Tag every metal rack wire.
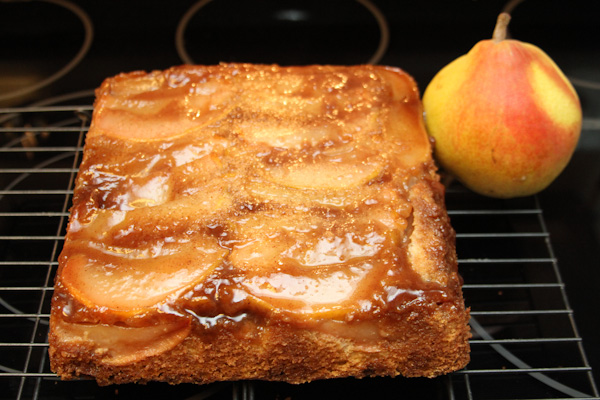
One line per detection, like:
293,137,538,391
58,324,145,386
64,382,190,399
0,105,598,400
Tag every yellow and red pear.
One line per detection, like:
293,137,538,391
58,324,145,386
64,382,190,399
423,13,582,198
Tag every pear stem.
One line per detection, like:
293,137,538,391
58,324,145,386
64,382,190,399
492,12,511,42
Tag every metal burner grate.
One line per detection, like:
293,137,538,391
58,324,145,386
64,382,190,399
0,105,598,400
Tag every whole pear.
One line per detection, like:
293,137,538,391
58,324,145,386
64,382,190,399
422,13,582,198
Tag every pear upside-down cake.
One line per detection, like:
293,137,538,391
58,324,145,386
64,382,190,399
49,64,470,385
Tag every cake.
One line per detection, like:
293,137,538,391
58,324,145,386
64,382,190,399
49,63,470,385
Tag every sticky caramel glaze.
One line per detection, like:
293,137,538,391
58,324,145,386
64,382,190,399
52,64,464,342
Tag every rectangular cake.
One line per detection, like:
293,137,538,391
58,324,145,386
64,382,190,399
49,64,470,385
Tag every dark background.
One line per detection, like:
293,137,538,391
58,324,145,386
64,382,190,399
1,0,599,388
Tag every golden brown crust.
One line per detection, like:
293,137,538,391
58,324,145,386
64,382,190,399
49,63,470,385
50,301,470,385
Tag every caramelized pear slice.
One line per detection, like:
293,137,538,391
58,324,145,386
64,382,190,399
245,177,378,209
106,189,232,244
227,210,312,273
94,108,199,141
266,161,382,190
52,318,191,366
228,208,387,319
61,239,226,312
105,71,165,97
94,73,234,141
240,262,376,320
240,121,337,149
104,96,173,116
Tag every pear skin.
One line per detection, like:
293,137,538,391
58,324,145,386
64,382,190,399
423,13,582,198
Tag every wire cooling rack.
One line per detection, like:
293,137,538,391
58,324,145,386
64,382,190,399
0,106,598,400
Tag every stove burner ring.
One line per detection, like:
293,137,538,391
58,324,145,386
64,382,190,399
569,77,600,90
0,0,93,104
175,0,389,66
